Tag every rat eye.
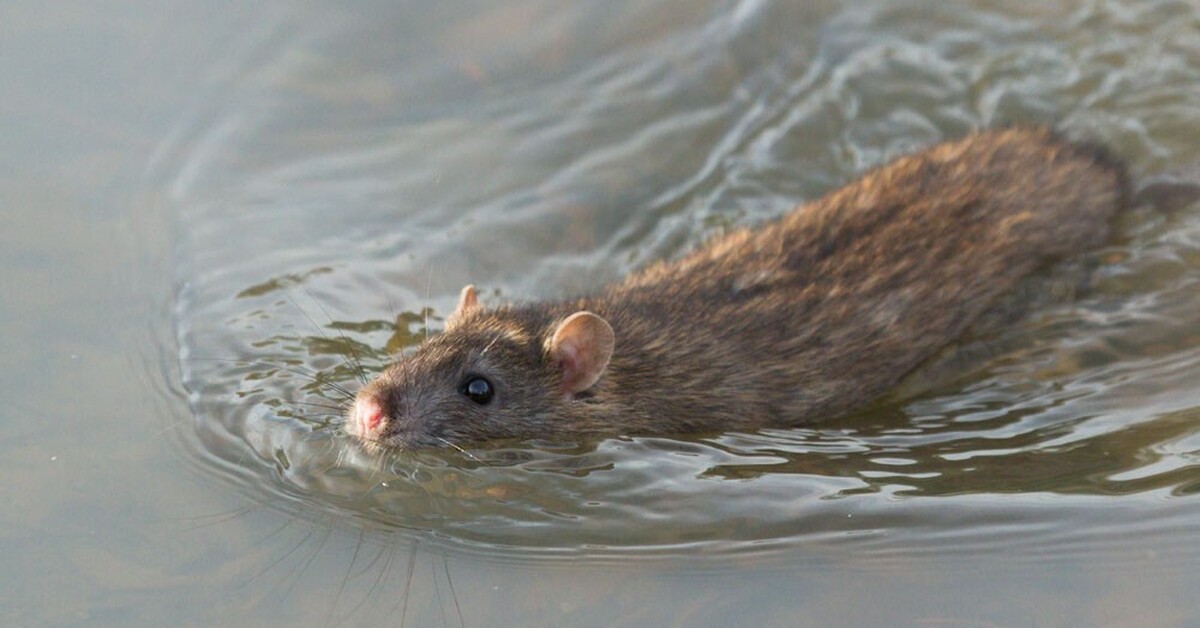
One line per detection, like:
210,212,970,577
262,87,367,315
460,376,494,405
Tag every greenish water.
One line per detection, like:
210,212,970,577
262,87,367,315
4,1,1200,626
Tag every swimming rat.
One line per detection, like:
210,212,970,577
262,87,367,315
346,128,1128,451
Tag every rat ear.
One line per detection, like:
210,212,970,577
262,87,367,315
445,285,479,330
548,312,614,396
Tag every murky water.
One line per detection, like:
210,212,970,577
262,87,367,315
6,0,1200,626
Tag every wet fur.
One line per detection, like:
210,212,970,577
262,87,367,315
356,128,1129,449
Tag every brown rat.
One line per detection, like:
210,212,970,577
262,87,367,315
346,127,1129,451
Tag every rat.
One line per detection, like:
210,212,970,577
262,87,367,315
345,127,1129,451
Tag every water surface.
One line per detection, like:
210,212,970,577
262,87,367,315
5,0,1200,626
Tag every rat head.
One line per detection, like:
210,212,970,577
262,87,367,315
346,285,615,451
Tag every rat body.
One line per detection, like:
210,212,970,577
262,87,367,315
347,128,1128,450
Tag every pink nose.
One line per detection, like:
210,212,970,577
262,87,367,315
350,395,385,438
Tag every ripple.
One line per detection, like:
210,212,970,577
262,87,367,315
167,0,1200,563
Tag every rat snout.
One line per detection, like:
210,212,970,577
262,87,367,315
347,392,386,441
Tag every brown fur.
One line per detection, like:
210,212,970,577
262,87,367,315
348,128,1128,450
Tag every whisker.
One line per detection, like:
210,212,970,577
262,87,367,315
149,419,189,439
436,437,482,463
431,556,447,628
423,265,434,341
383,279,402,334
170,504,259,532
277,412,335,426
324,527,364,628
182,357,357,400
348,539,392,624
290,291,369,389
444,557,465,628
480,333,502,356
373,541,400,617
288,400,351,413
239,521,314,588
398,541,418,628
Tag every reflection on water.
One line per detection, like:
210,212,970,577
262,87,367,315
171,0,1200,571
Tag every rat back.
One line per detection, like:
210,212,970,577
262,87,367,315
588,128,1128,429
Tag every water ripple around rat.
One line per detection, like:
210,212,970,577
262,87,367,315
167,0,1200,565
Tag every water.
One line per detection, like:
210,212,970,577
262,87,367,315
4,0,1200,626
